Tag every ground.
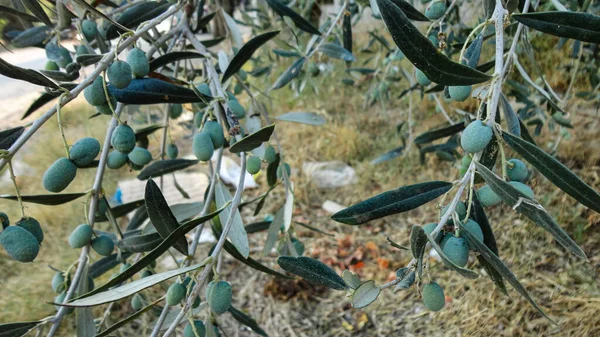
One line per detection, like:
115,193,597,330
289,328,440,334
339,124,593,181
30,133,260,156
1,15,599,337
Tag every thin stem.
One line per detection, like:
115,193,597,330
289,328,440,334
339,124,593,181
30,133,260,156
485,0,507,126
306,1,347,59
56,96,70,158
7,161,26,218
433,94,454,123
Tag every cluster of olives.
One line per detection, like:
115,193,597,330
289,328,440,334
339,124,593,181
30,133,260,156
69,223,115,256
478,158,533,207
415,67,472,102
106,124,153,170
51,269,94,314
43,137,101,193
0,214,43,262
424,0,447,20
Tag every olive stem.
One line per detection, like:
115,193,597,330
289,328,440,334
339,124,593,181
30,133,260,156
56,96,70,158
432,94,454,124
7,160,26,218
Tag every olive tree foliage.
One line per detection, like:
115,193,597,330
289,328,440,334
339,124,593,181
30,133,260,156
0,0,599,334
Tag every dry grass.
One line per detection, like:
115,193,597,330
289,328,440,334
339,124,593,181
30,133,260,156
1,24,599,337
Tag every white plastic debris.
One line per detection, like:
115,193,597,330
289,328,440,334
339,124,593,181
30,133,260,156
303,161,357,189
322,200,346,214
217,155,258,190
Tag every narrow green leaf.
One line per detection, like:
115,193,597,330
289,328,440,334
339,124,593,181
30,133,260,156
0,5,39,21
272,57,306,90
118,232,162,252
75,54,104,66
95,199,145,222
0,321,40,337
426,233,479,279
277,256,348,290
293,220,334,237
215,181,249,258
89,252,132,279
410,225,428,277
11,26,49,48
276,112,325,125
331,181,452,225
222,31,280,82
0,57,57,88
228,306,269,337
317,43,355,61
134,125,164,140
96,298,161,337
137,159,199,180
376,0,492,85
145,179,188,255
0,192,86,205
388,0,429,22
265,0,321,35
263,207,284,256
229,124,275,153
512,12,600,44
109,79,205,104
463,31,484,68
244,221,272,234
499,94,520,137
0,126,24,150
75,263,96,336
370,146,405,165
170,202,203,223
386,236,409,250
414,122,466,145
223,241,291,278
19,0,51,26
343,13,352,67
103,1,168,39
149,52,205,72
351,281,380,308
266,154,280,187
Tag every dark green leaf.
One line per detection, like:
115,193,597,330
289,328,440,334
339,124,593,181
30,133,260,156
317,43,355,61
370,146,404,165
229,124,275,153
228,307,269,337
425,233,479,279
95,199,145,222
22,83,77,119
222,31,280,82
223,241,291,278
126,207,148,232
145,179,188,255
474,162,587,260
512,12,600,44
75,54,104,66
463,31,483,68
414,122,465,145
244,221,272,234
104,1,170,39
170,202,203,223
137,159,199,180
272,57,306,90
346,67,376,75
499,94,520,136
149,52,205,73
109,79,204,104
40,70,79,82
502,132,600,214
389,0,429,22
273,49,302,58
134,125,164,140
0,321,40,337
118,232,162,252
0,57,57,88
410,225,428,277
376,0,492,85
386,236,408,250
266,154,280,187
19,0,51,26
331,181,452,225
0,126,24,150
11,26,49,48
461,227,554,322
265,0,321,35
0,5,39,21
89,252,132,279
277,256,348,290
343,13,352,66
0,192,86,205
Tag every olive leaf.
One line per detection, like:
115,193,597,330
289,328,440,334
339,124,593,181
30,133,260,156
275,112,325,125
0,126,24,150
499,94,520,137
148,52,205,72
75,263,96,337
214,181,250,258
389,0,429,22
343,13,352,66
118,232,162,253
463,30,484,68
103,1,170,39
0,57,58,89
134,125,164,140
351,281,380,308
229,124,275,153
89,252,132,279
0,5,39,21
265,0,321,35
342,270,361,289
11,26,49,48
263,207,284,256
244,221,272,234
277,256,348,290
370,146,405,165
331,181,452,225
95,199,145,222
426,233,479,279
22,83,78,119
19,0,51,26
222,241,291,278
0,321,40,337
222,30,280,82
376,0,492,85
512,11,600,44
410,225,428,277
96,298,161,337
75,54,104,66
502,131,600,215
317,43,355,62
228,307,269,337
109,79,205,104
0,192,87,205
414,122,466,145
137,159,199,180
272,57,306,90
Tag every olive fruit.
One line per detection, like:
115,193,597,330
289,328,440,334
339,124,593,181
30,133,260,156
120,263,131,273
422,282,445,311
507,158,528,182
509,181,534,199
141,270,153,278
263,145,277,164
107,150,129,169
69,137,101,167
16,217,43,244
52,272,66,293
206,280,232,314
441,235,469,267
415,68,431,86
476,184,501,207
460,120,493,153
292,237,305,256
68,224,93,248
45,61,59,71
425,0,447,20
91,234,114,256
308,63,320,76
169,104,183,119
449,85,472,102
0,226,39,262
111,124,136,154
83,77,107,106
166,282,186,305
203,120,225,148
107,60,132,89
43,158,77,193
460,219,483,249
193,111,204,128
0,212,8,228
277,163,291,179
96,95,117,115
197,83,211,96
166,143,178,159
126,48,149,78
422,222,442,242
228,99,246,119
441,201,467,220
81,19,97,41
131,293,144,311
193,132,214,162
246,156,261,174
55,46,72,68
128,147,152,166
184,320,206,337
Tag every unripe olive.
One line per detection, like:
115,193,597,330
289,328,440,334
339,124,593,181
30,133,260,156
52,272,65,293
277,163,291,179
107,150,129,169
226,91,236,101
131,293,144,311
54,292,74,314
141,270,153,278
166,282,186,305
0,212,8,228
206,280,232,314
441,201,467,220
509,181,534,199
263,145,277,164
16,217,43,244
0,226,39,262
246,156,261,174
441,235,469,267
96,95,117,115
128,147,153,166
423,222,442,242
308,63,320,76
169,104,183,119
422,282,445,311
91,234,115,256
203,120,225,148
69,137,101,167
197,83,211,96
126,48,149,78
507,158,528,182
192,132,214,161
111,124,136,154
292,237,305,256
477,184,501,207
56,46,73,68
81,19,97,41
43,158,77,193
449,85,472,102
166,143,178,159
107,60,132,89
461,155,472,167
194,111,204,128
415,68,431,86
228,99,246,119
68,224,93,248
45,61,59,71
425,0,447,20
76,45,90,56
460,219,483,249
184,320,206,337
460,120,493,153
84,77,107,106
120,263,131,273
233,82,242,95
